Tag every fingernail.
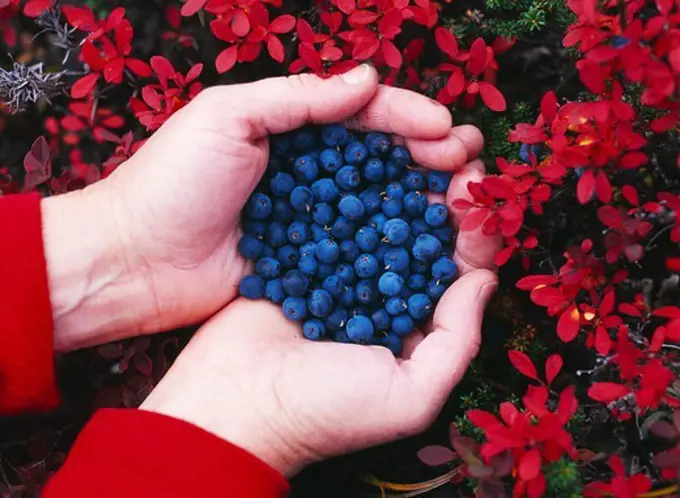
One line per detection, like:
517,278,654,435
341,64,370,85
479,282,498,305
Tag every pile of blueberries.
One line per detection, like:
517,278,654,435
237,124,458,356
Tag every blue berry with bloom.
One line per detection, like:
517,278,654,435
272,199,294,223
315,238,340,264
303,319,326,340
383,218,410,245
380,332,402,356
292,128,317,151
311,178,340,203
322,124,350,147
245,192,273,220
403,191,428,217
355,226,380,252
276,245,299,269
390,145,411,167
331,216,355,239
282,269,309,297
339,195,366,220
385,182,405,200
410,218,430,238
344,141,369,165
386,297,407,315
427,171,452,193
408,293,433,321
319,148,343,173
392,314,414,336
265,221,288,248
365,132,391,157
317,263,336,280
354,253,379,278
403,170,426,191
384,247,409,272
298,255,318,276
372,309,391,332
311,223,330,242
359,188,383,215
363,158,385,183
339,239,360,262
287,221,311,245
283,296,307,321
408,273,428,291
294,155,319,184
312,203,334,226
240,275,266,299
308,289,334,318
347,315,374,342
325,307,348,331
427,280,447,300
355,279,376,304
412,233,442,262
322,275,345,297
270,172,296,197
425,203,449,227
335,165,361,191
289,186,315,212
255,257,281,279
336,263,355,284
382,198,403,218
238,234,264,260
265,279,285,303
369,213,388,232
379,271,404,297
432,257,458,282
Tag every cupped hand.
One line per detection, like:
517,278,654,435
139,115,502,476
44,64,486,352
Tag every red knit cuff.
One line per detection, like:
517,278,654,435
0,193,59,414
44,409,290,498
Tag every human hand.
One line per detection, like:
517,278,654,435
42,64,487,352
140,137,501,477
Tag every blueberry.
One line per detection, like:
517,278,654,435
282,270,309,297
320,148,343,173
355,254,379,278
385,182,405,200
311,223,330,242
383,218,410,245
408,293,433,321
412,233,442,262
432,257,458,282
290,186,315,212
411,258,429,274
312,203,335,226
384,247,410,272
372,309,391,332
333,330,352,343
403,170,426,191
401,286,415,300
427,171,452,193
408,273,428,290
293,128,317,151
294,155,319,184
341,286,356,308
308,289,334,317
298,255,318,276
317,263,336,280
325,307,348,331
410,218,431,238
359,188,383,215
379,271,405,297
265,278,285,303
365,132,391,157
382,198,403,218
300,241,317,257
369,213,388,232
335,166,361,191
339,195,366,221
331,216,355,239
336,263,356,284
322,124,350,147
425,203,449,227
262,244,276,258
386,297,407,315
272,199,294,223
311,178,340,203
352,306,370,317
287,221,311,245
315,239,340,264
363,158,385,183
265,221,288,248
294,211,313,224
380,332,402,356
356,279,376,304
245,192,273,220
347,315,374,342
239,275,265,299
303,319,326,340
392,314,414,336
283,296,308,321
390,145,411,168
322,275,345,297
340,239,360,262
427,280,447,301
344,141,369,165
270,172,296,197
432,226,454,244
255,257,281,279
355,226,380,253
243,220,267,238
375,242,391,263
403,191,428,217
238,234,263,260
385,161,403,181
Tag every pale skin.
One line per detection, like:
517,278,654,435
41,64,501,477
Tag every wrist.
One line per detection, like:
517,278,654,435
41,184,156,352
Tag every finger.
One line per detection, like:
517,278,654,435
344,86,452,140
397,270,497,413
447,160,502,273
405,125,484,171
193,64,381,140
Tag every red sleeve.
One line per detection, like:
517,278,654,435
43,408,290,498
0,193,59,414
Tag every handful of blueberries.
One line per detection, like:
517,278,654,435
237,124,458,356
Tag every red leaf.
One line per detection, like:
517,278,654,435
621,185,639,206
516,274,558,291
216,45,238,73
518,448,541,481
618,303,642,317
653,307,680,319
133,352,153,376
459,208,489,231
150,56,175,79
71,73,99,99
381,39,402,69
336,0,356,14
62,5,97,31
23,0,51,17
588,382,629,403
417,446,456,466
531,286,566,307
446,66,465,97
435,27,459,59
557,305,580,342
23,136,51,191
353,36,380,60
263,34,283,62
478,82,506,112
576,169,596,204
264,14,293,34
540,91,558,124
545,354,563,385
451,198,474,210
181,0,207,16
232,10,250,37
508,350,539,381
595,327,612,355
467,37,488,76
125,58,152,78
598,205,622,229
349,10,379,25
